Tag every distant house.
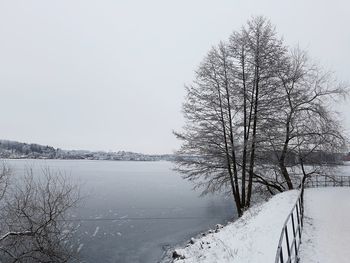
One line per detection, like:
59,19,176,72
343,153,350,162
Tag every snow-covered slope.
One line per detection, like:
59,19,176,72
172,190,299,263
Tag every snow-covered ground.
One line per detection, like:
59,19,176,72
171,190,299,263
299,187,350,263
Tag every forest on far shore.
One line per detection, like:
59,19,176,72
0,140,175,161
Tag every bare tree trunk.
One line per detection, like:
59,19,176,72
246,77,258,206
241,46,248,208
246,44,260,207
220,44,242,211
279,116,294,189
214,69,242,216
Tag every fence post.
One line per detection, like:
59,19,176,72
301,189,304,227
291,213,298,257
296,203,301,239
285,225,291,259
279,247,284,263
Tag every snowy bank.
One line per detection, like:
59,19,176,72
172,190,299,263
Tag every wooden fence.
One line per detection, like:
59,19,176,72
274,175,350,263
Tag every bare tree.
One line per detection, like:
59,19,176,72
174,16,347,216
0,166,80,263
259,48,347,192
0,165,11,202
175,16,288,215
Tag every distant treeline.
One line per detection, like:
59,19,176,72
257,150,347,165
0,140,175,161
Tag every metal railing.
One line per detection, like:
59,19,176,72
304,175,350,188
274,186,304,263
274,175,350,263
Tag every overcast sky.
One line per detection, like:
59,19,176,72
0,0,349,154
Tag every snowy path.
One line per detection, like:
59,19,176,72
299,188,350,263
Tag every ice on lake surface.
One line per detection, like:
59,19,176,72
6,159,236,263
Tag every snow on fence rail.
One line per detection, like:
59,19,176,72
274,175,350,263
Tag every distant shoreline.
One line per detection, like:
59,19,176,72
0,139,175,162
0,157,171,162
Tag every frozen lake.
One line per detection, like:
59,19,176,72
5,159,236,263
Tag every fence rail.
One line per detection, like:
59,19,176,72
304,175,350,188
274,175,350,263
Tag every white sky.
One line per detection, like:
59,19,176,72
0,0,349,154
